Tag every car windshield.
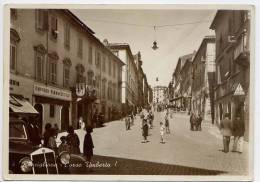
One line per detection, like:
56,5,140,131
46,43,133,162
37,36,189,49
9,123,27,139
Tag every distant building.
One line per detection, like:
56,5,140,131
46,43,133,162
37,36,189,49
210,10,250,140
191,36,216,122
106,42,140,114
153,86,167,104
171,52,196,111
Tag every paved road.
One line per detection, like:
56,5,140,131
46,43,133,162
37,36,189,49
58,111,249,175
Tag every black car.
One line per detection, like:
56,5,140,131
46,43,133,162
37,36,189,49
9,117,64,174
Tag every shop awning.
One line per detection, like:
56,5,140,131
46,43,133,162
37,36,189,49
9,95,38,114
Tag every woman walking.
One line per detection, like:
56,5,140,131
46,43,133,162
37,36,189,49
83,126,94,162
142,120,149,143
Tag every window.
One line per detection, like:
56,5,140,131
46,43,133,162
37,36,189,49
102,56,106,72
51,16,58,39
36,9,48,31
113,61,116,77
108,59,111,75
49,59,57,84
50,104,55,118
64,23,70,48
35,53,44,81
10,43,17,71
88,46,92,64
64,66,70,87
112,50,119,56
102,79,106,99
78,38,83,58
95,51,101,67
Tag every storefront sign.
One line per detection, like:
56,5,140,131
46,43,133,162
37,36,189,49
34,84,72,101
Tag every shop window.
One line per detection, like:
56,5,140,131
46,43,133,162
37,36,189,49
50,104,55,118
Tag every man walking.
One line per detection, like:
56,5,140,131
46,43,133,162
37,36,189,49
220,113,233,153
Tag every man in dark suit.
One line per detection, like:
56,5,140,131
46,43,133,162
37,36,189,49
220,113,233,153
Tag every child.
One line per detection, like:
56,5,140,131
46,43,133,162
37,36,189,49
160,122,165,144
58,136,70,154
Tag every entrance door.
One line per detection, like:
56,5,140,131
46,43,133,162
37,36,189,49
34,104,43,134
61,106,69,131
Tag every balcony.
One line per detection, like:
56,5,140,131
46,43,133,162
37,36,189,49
234,34,250,67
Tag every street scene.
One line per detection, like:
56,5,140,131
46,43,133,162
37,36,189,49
6,5,252,179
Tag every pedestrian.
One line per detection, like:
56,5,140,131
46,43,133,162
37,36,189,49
130,111,134,126
43,123,52,147
142,120,149,143
232,115,245,153
196,114,203,131
165,112,170,134
83,126,94,162
27,117,41,146
190,112,194,131
58,136,70,154
125,115,130,130
92,110,98,128
66,126,81,154
160,122,165,144
220,113,233,153
47,128,58,152
53,123,59,137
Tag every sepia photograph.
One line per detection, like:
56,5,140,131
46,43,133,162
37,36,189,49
3,3,254,181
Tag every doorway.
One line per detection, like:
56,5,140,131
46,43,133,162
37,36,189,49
61,106,69,131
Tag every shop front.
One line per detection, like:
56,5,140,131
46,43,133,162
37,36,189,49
33,83,72,133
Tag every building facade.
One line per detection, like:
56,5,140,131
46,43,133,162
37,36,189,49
152,86,167,104
171,52,195,110
106,42,139,115
10,9,124,133
210,10,250,140
191,36,216,122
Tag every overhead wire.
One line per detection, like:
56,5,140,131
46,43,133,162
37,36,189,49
83,17,211,29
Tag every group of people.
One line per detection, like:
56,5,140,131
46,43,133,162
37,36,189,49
43,123,95,163
139,108,171,144
189,112,203,131
220,113,245,153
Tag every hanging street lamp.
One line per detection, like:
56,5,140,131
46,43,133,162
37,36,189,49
152,26,159,50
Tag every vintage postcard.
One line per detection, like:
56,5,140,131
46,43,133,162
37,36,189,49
3,3,254,181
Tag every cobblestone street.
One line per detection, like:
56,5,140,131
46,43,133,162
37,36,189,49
61,111,249,175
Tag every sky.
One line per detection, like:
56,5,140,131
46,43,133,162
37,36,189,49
71,9,216,87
